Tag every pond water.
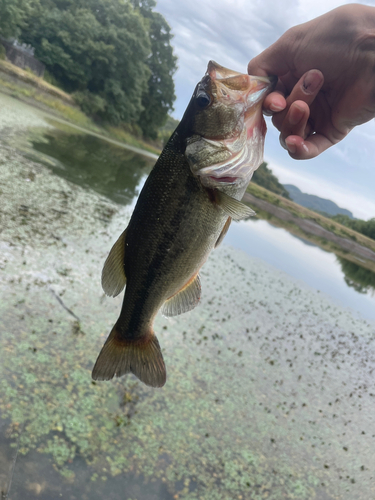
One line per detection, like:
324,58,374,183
1,94,375,500
226,220,375,322
27,122,375,322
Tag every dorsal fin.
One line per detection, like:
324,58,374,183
215,190,255,220
101,229,127,297
162,273,201,317
215,217,231,248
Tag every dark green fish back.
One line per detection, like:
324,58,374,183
120,130,226,337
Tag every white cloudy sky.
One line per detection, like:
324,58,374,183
156,0,375,220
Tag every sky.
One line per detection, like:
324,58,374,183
156,0,375,220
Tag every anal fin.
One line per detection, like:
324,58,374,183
102,228,127,297
215,190,255,220
162,273,201,317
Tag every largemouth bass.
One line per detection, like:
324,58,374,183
92,61,275,387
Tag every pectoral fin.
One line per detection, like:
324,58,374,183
215,190,255,220
101,228,127,297
162,273,201,317
215,217,231,248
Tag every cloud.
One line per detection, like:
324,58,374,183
158,0,357,116
158,0,292,116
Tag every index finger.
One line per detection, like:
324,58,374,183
274,70,324,131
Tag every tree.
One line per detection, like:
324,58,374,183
252,162,290,198
0,0,35,38
331,214,375,241
20,0,152,124
131,0,177,138
17,0,177,131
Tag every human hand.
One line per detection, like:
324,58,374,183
247,4,375,159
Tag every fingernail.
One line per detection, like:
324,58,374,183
303,70,323,94
285,138,296,154
269,102,284,112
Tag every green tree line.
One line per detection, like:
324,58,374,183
0,0,177,138
331,214,375,241
252,162,290,199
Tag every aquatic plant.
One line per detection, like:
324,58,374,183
1,113,374,499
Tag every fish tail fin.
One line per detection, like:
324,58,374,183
92,323,166,387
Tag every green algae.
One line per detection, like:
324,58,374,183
27,127,154,205
1,96,375,499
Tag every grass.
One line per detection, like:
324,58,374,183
247,182,375,255
0,60,162,156
252,203,375,274
0,73,93,128
0,59,73,102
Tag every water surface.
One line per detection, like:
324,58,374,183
25,122,375,322
1,93,375,500
226,219,375,321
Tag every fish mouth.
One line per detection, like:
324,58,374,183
193,122,265,190
207,61,276,88
209,175,238,184
207,60,276,108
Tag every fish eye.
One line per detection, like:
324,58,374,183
196,91,211,109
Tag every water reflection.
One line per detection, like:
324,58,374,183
29,129,155,205
226,218,375,321
337,256,375,294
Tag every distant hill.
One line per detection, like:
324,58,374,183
283,184,354,218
